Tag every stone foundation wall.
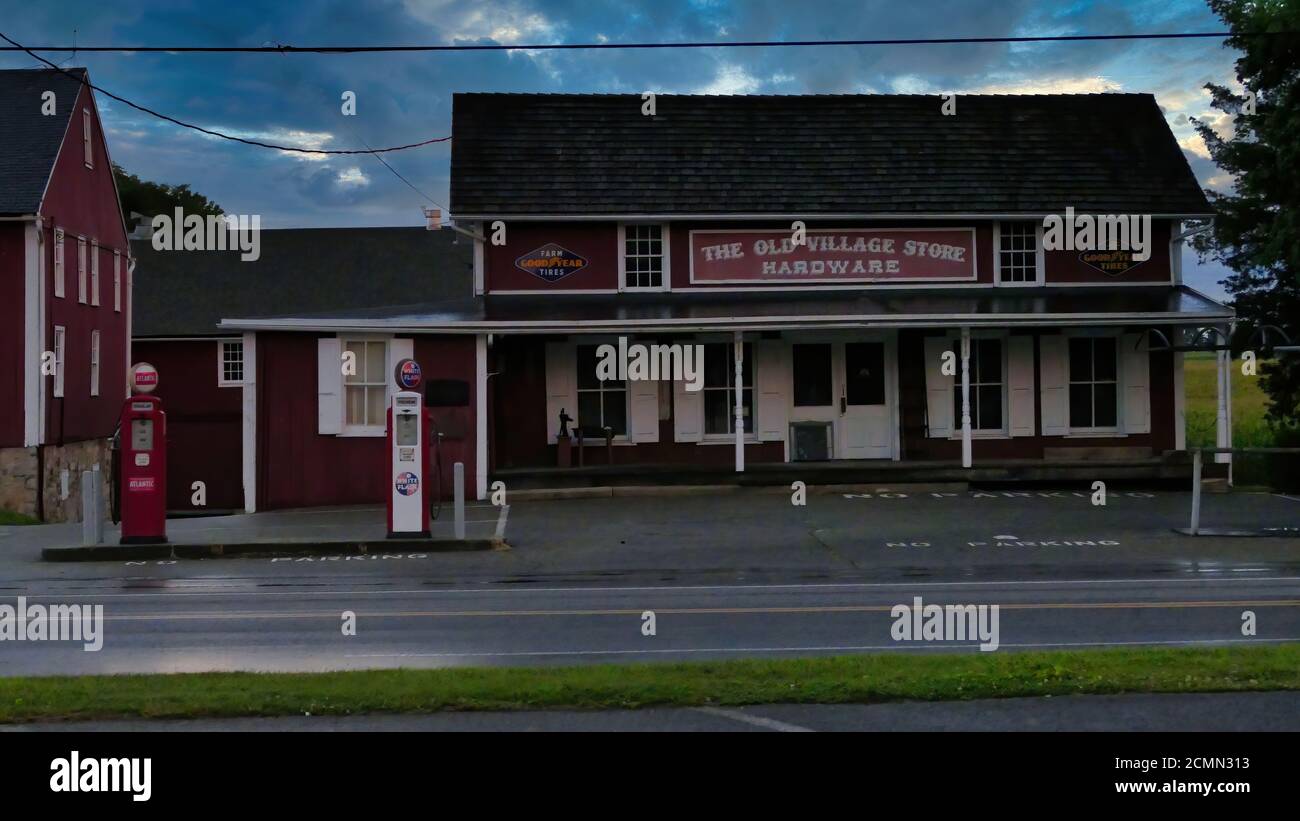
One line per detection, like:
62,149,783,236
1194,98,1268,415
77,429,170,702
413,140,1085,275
0,439,113,523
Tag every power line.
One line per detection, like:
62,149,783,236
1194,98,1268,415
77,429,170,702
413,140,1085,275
0,31,451,155
355,132,444,208
0,31,1292,53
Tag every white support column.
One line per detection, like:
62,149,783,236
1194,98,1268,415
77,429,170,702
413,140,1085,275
241,332,257,513
1215,332,1231,476
476,333,489,501
960,327,972,468
734,331,744,473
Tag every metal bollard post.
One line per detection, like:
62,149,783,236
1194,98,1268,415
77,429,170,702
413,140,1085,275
1189,449,1202,536
81,470,100,546
453,462,466,540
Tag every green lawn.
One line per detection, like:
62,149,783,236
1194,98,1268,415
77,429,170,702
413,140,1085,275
1,646,1297,723
0,510,39,526
1183,352,1277,448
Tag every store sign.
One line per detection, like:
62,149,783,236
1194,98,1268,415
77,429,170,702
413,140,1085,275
1079,249,1145,277
515,243,589,283
690,228,977,284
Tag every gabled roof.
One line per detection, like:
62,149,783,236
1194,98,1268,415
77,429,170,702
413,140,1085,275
0,67,89,215
131,227,475,337
450,93,1213,218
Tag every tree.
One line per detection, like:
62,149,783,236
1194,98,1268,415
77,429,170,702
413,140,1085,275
1192,0,1300,429
113,164,224,230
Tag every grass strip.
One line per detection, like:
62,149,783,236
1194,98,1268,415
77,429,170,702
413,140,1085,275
1,645,1298,723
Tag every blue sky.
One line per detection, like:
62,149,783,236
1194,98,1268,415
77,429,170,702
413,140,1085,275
0,0,1243,296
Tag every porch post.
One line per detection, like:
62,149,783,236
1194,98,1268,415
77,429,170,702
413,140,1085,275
476,333,488,501
1215,324,1232,483
734,330,744,473
960,327,972,468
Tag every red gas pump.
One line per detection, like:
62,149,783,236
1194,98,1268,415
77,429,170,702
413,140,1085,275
118,363,167,544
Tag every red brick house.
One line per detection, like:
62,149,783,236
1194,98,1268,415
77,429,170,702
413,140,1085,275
140,93,1232,513
0,68,131,521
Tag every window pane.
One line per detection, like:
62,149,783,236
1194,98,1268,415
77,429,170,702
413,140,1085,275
740,343,753,386
703,343,730,388
845,342,885,405
346,386,366,425
577,392,602,436
978,385,1002,431
976,339,1001,383
1094,382,1118,427
364,342,384,383
1094,338,1117,381
704,390,730,434
603,390,627,436
366,385,385,426
792,344,832,407
577,345,600,389
1068,338,1092,382
1069,384,1093,428
740,388,754,433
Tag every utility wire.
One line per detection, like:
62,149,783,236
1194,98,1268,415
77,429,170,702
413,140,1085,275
0,31,1292,52
0,30,451,155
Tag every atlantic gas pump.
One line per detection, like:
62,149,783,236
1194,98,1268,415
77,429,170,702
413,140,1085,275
387,358,432,538
116,363,167,544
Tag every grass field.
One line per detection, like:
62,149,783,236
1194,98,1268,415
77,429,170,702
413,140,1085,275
0,646,1296,723
1183,352,1278,448
0,510,39,526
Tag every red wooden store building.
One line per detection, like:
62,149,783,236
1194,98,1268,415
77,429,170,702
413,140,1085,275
136,93,1234,513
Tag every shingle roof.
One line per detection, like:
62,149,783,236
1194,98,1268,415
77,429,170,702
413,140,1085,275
131,227,475,337
0,68,89,215
450,93,1213,217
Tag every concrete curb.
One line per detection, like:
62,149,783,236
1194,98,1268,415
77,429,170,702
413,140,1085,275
41,538,504,562
508,482,970,501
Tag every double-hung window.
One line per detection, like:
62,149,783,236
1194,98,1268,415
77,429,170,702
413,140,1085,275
997,221,1041,285
219,340,244,386
575,344,628,437
1068,337,1119,431
89,331,100,397
702,342,753,436
343,339,388,431
952,338,1004,432
621,224,668,290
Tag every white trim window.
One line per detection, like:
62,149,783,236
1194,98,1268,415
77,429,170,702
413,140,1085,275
218,339,244,386
1068,336,1119,432
83,108,93,168
53,228,65,298
619,223,670,290
90,241,100,306
52,326,66,398
702,341,753,437
113,250,122,312
342,338,388,433
575,344,629,438
995,221,1043,285
951,337,1005,433
89,330,100,397
77,237,87,304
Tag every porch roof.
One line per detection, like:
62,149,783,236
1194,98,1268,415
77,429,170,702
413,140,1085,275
218,285,1232,334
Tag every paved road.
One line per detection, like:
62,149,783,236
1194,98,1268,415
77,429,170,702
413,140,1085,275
0,489,1297,676
7,692,1300,732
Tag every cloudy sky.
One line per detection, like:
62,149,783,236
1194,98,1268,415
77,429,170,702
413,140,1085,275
0,0,1243,296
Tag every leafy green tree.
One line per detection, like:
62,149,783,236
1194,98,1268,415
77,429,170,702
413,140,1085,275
113,164,224,228
1193,0,1300,430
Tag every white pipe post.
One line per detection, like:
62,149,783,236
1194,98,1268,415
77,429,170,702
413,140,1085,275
1190,448,1202,535
454,462,466,540
960,328,972,468
734,331,744,473
1215,342,1231,467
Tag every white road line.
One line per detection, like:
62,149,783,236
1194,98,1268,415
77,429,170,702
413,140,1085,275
694,706,814,733
342,636,1300,660
15,576,1300,600
1275,494,1300,503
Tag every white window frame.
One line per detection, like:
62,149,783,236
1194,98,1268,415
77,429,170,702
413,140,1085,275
574,341,632,443
948,331,1010,439
89,330,100,397
83,108,93,168
341,336,389,436
701,340,756,441
77,237,87,304
52,326,66,398
1066,331,1122,435
618,222,671,292
90,241,100,306
993,221,1044,287
53,229,65,298
218,339,244,387
113,250,122,312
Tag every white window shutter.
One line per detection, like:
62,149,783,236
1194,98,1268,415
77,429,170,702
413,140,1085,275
387,337,414,408
317,337,343,435
672,374,703,443
754,340,788,442
1039,335,1068,436
629,378,659,443
923,336,953,438
1007,335,1036,437
1121,332,1151,434
545,341,577,444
